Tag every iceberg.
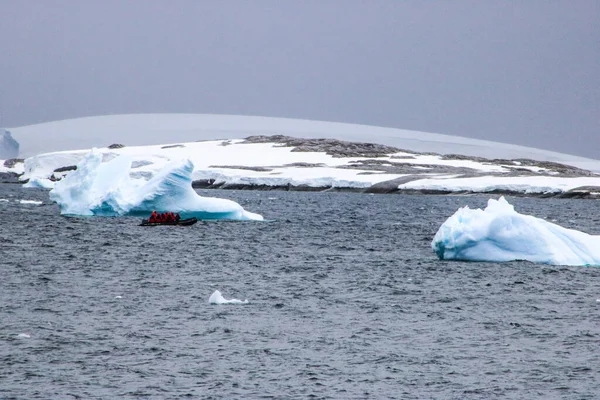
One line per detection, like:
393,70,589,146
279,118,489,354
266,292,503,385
0,129,19,159
49,149,263,220
432,196,600,266
208,290,249,305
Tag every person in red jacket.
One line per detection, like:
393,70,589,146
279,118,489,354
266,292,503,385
149,210,157,223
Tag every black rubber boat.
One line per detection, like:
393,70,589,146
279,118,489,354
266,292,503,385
140,217,198,226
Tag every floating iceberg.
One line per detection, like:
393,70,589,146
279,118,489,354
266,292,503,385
49,149,263,220
208,290,249,305
432,197,600,266
0,129,19,159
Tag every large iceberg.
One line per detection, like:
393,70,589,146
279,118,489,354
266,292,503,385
432,197,600,266
49,149,263,220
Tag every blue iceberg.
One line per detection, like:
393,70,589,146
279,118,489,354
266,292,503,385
0,129,19,159
49,149,263,220
432,197,600,266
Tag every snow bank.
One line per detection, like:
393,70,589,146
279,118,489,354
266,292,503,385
432,197,600,266
49,149,263,220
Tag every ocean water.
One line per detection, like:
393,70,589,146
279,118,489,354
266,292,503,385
1,184,600,399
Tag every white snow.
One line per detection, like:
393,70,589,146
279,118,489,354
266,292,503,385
432,197,600,266
18,139,600,196
22,151,86,188
8,114,600,172
0,162,25,175
208,290,248,305
4,114,600,196
400,176,600,194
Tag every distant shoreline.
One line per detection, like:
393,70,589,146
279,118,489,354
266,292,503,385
190,181,600,199
1,176,599,199
2,135,600,199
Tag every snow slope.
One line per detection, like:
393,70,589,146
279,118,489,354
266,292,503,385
8,114,600,171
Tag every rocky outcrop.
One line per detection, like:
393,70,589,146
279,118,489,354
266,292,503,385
4,158,24,168
1,158,24,183
244,135,404,158
0,171,21,183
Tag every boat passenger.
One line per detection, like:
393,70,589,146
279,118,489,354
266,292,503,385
175,213,181,222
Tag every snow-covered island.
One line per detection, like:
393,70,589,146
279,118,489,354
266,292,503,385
1,114,600,198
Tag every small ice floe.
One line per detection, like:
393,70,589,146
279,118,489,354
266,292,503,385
17,333,31,338
115,295,123,299
19,200,43,205
208,290,249,305
0,199,9,202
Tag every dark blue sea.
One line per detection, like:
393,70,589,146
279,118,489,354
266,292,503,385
1,184,600,399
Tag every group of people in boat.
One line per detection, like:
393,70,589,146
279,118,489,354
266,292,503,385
148,210,181,223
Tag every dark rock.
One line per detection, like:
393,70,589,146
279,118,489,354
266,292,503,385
54,165,77,173
208,165,273,172
192,179,218,189
283,162,327,168
0,171,21,183
558,186,600,198
441,154,488,162
161,144,185,149
365,176,424,194
108,143,125,149
243,135,407,158
3,158,24,168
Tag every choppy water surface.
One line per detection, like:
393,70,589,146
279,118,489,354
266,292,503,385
1,184,600,399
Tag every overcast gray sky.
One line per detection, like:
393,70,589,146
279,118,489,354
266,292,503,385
1,1,598,158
